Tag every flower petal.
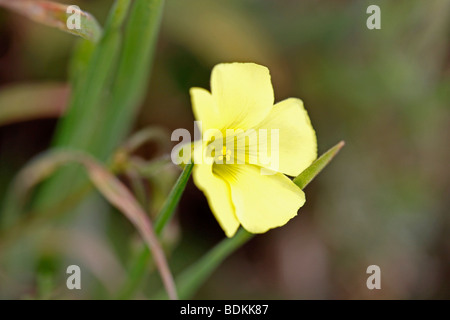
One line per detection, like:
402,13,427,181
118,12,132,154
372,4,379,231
190,87,221,133
210,63,274,130
254,98,317,176
192,163,240,237
214,164,305,234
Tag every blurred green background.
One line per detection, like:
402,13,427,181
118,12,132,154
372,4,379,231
0,0,449,299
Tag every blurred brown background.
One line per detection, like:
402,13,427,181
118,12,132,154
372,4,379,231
0,0,449,299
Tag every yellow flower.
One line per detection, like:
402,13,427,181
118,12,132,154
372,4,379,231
190,62,317,237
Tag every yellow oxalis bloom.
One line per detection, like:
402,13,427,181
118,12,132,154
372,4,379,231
190,62,317,237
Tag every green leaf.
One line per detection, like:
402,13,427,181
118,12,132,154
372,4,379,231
1,149,177,300
96,0,165,160
33,0,132,210
68,40,96,90
53,0,132,148
33,0,165,211
293,141,345,189
0,83,69,126
0,0,102,42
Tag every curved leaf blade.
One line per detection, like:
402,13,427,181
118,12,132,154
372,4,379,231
0,0,102,42
1,150,177,300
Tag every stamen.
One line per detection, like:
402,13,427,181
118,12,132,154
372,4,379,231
214,146,232,163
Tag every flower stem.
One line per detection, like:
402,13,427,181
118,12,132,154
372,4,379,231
118,162,194,299
155,162,194,234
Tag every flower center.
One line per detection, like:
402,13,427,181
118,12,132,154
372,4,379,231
215,145,232,163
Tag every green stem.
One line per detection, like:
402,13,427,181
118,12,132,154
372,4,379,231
118,162,193,299
155,162,194,234
126,167,149,209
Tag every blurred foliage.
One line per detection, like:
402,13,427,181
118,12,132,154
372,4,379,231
0,0,449,299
